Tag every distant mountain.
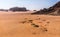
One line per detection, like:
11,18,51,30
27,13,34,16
32,1,60,15
9,7,27,12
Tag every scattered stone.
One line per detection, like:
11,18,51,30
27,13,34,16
34,25,39,27
28,20,33,22
31,23,35,25
31,23,39,28
41,28,48,32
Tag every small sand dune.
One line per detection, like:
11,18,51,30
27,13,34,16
0,12,60,37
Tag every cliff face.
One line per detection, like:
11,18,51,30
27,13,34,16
32,1,60,15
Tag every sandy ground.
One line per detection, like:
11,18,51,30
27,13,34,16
0,11,60,37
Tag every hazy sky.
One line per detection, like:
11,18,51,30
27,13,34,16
0,0,60,10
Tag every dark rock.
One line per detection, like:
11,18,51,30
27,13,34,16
31,23,39,28
9,7,27,12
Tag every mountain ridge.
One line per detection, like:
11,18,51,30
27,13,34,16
32,1,60,15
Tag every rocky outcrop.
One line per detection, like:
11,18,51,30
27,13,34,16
9,7,27,12
32,1,60,15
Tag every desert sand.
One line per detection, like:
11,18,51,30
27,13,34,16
0,11,60,37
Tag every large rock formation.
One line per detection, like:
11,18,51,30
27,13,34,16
49,1,60,15
32,1,60,15
9,7,27,12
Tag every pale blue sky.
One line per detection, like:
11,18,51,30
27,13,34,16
0,0,59,10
